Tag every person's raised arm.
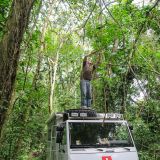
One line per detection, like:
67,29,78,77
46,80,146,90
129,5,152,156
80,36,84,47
86,50,97,57
83,55,88,61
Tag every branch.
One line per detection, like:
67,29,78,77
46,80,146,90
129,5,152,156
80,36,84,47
85,48,104,57
129,0,160,60
82,0,97,28
146,0,160,15
66,0,81,21
136,46,160,76
130,97,144,108
102,0,126,39
129,65,148,99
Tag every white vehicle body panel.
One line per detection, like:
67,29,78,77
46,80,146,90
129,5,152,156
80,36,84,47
66,120,138,160
69,149,139,160
47,113,139,160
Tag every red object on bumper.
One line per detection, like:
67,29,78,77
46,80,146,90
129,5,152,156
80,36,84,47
102,156,112,160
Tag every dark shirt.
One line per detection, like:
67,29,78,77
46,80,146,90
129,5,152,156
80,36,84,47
81,60,95,80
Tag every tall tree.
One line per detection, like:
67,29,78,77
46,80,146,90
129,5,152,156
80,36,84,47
0,0,35,138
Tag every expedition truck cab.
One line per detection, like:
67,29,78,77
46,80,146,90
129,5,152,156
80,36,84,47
47,109,139,160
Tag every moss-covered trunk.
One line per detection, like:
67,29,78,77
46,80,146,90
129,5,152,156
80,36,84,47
0,0,35,138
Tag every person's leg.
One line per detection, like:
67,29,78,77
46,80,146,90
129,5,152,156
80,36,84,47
86,80,92,107
80,80,87,107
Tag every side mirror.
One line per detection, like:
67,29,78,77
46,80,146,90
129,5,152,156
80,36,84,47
129,125,133,131
56,125,64,143
56,126,64,132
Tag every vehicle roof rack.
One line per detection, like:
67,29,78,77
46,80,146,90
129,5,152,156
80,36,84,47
47,109,124,123
63,109,123,121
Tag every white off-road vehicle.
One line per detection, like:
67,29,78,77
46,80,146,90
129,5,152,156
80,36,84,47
46,109,139,160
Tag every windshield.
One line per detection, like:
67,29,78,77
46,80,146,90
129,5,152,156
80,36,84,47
69,122,134,148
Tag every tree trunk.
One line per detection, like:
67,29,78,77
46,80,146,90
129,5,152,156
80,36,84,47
0,0,35,138
48,52,59,113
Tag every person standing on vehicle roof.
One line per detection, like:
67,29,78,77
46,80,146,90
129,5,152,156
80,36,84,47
80,51,100,109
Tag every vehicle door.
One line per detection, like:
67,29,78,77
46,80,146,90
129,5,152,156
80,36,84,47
58,123,68,160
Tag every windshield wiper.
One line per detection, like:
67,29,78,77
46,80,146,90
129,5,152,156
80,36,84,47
96,148,115,153
96,148,104,151
113,147,131,151
123,147,131,151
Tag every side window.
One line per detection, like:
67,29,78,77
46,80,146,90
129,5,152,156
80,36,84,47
62,125,67,145
48,127,51,141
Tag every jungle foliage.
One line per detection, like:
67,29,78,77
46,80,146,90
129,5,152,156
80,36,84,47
0,0,160,160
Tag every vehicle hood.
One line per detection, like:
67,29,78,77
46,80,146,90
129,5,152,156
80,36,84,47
69,147,139,160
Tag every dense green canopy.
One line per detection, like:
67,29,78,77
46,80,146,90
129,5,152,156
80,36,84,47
0,0,160,159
